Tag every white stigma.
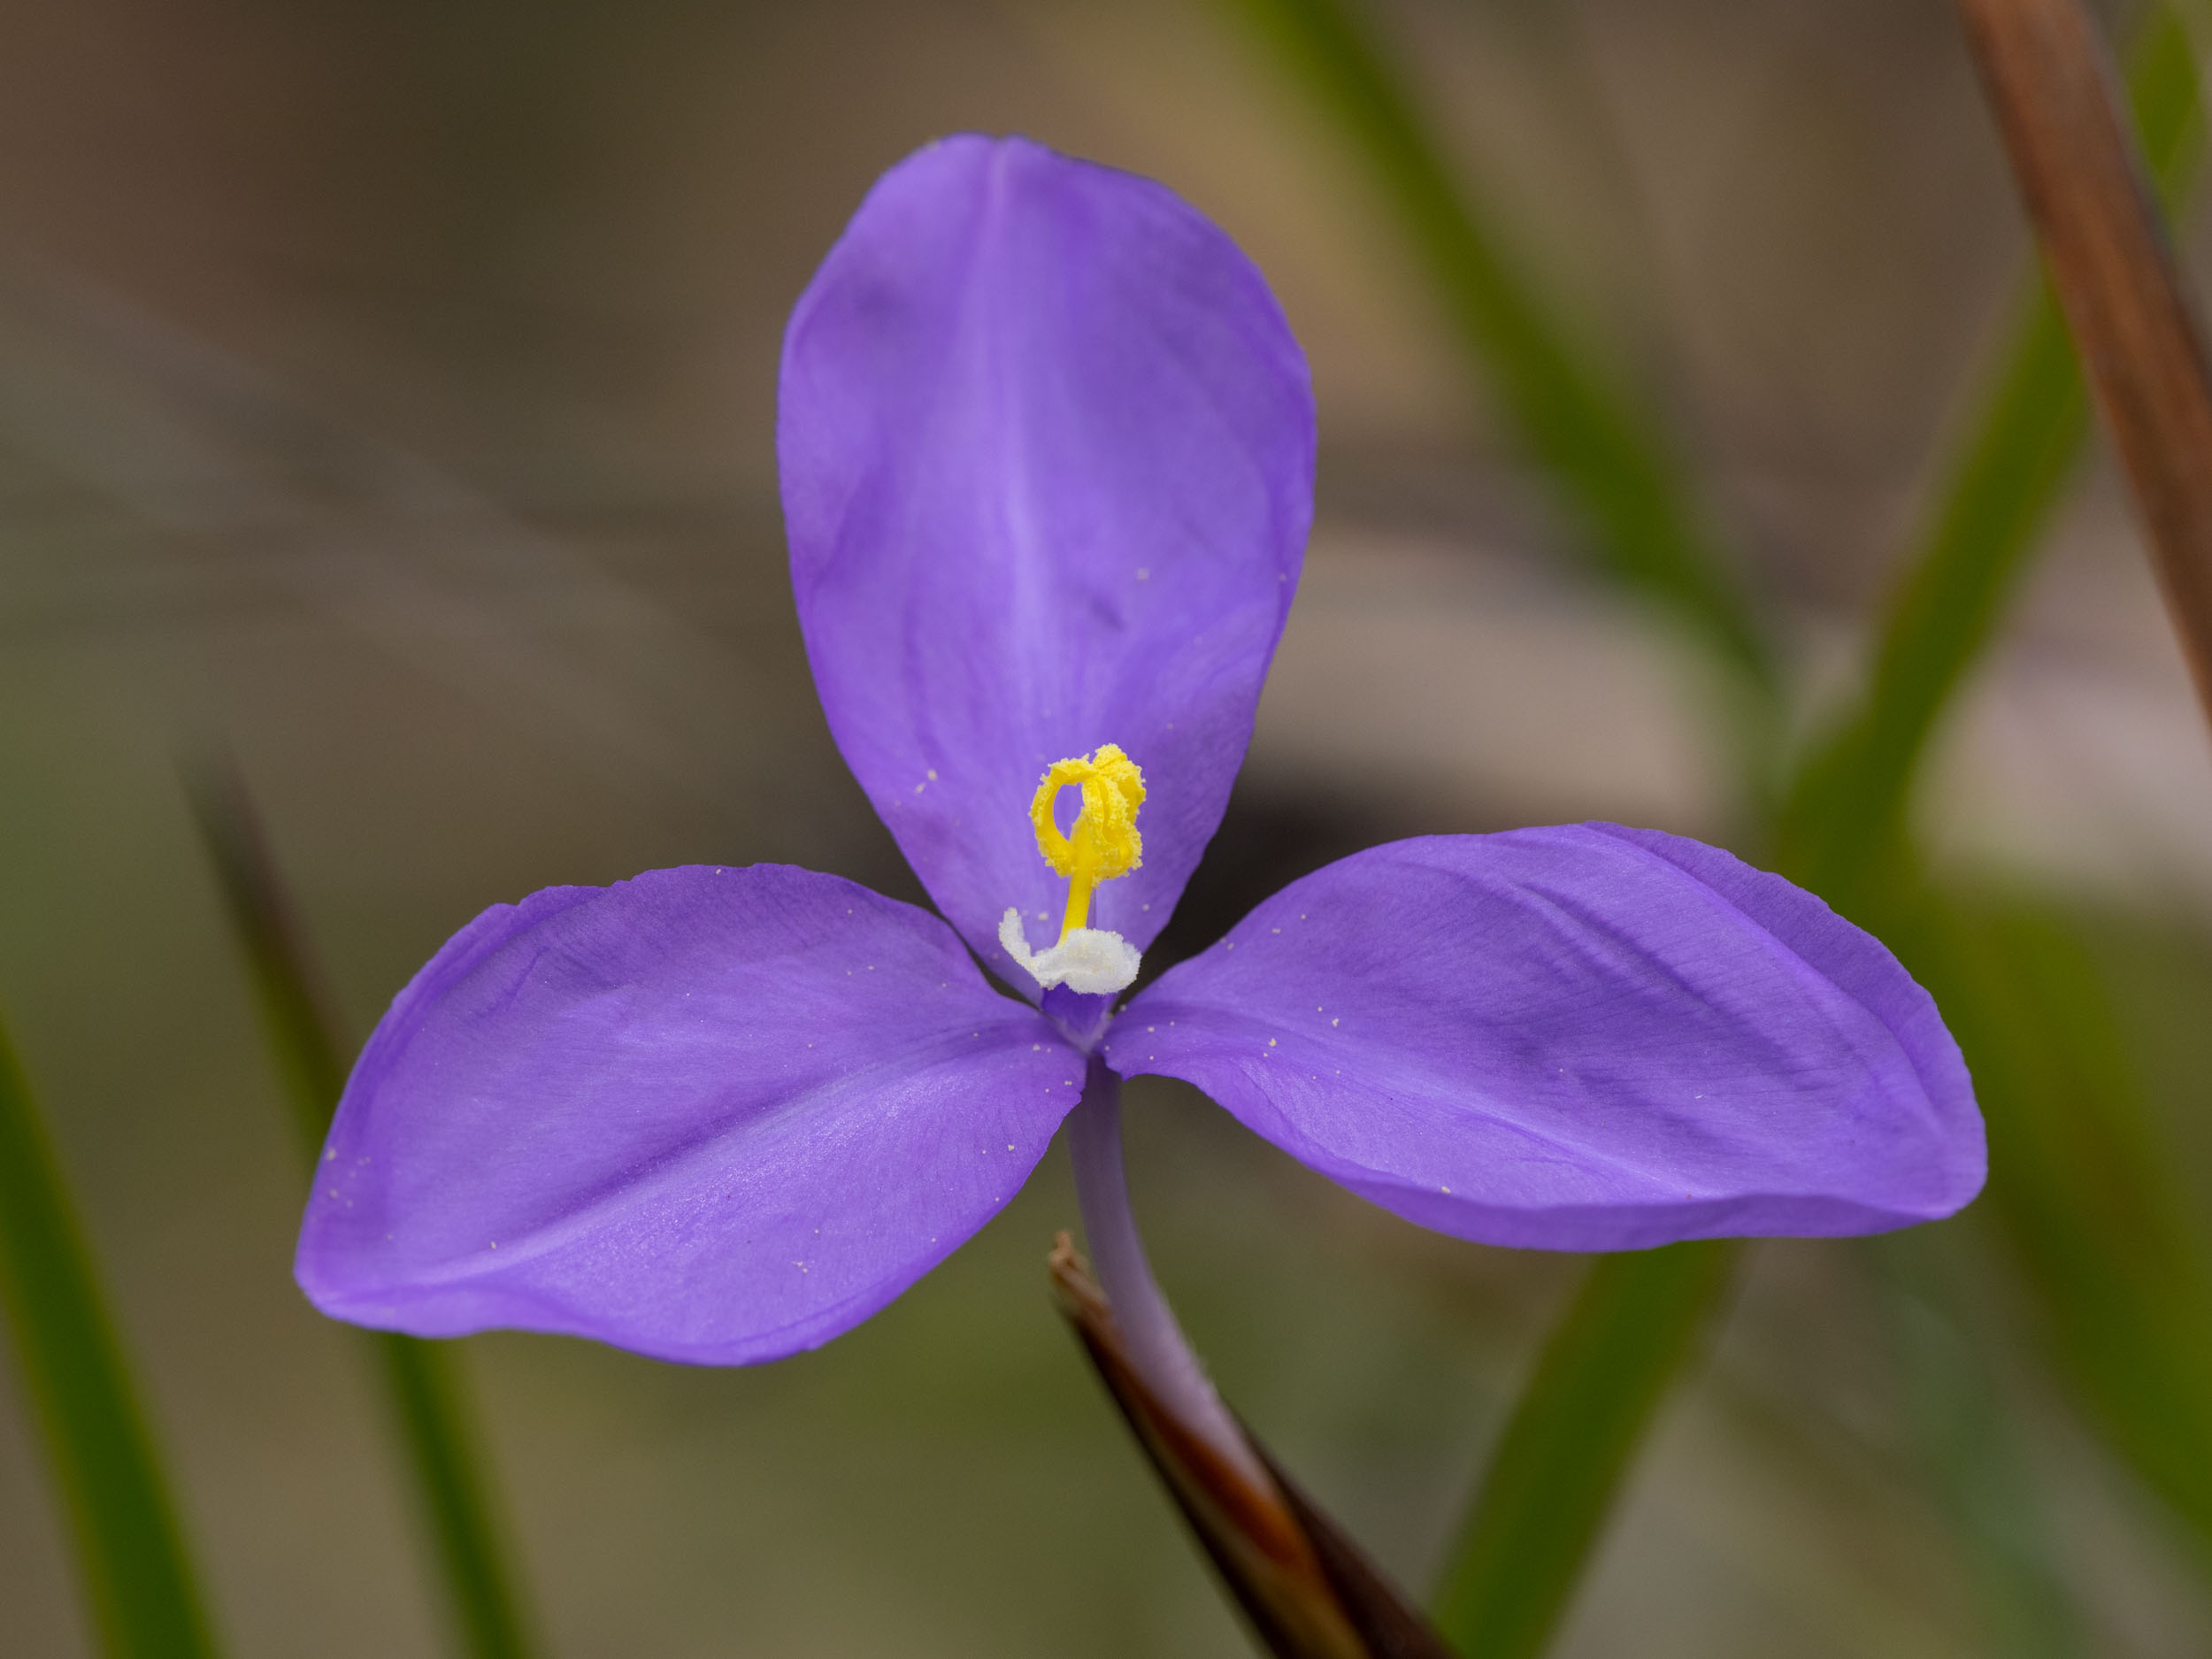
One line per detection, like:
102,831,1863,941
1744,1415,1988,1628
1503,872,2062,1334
999,908,1141,995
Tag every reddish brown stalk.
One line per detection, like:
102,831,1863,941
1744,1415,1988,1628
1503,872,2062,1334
1956,0,2212,722
1048,1236,1455,1659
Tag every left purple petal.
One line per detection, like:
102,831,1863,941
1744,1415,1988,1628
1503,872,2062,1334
296,864,1083,1364
780,134,1315,978
1105,826,1984,1251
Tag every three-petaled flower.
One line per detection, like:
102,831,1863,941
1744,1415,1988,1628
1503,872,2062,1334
296,136,1984,1377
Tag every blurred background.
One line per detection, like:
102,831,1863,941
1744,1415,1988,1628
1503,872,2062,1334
4,0,2211,1653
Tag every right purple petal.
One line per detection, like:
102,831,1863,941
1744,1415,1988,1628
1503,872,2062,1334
1105,825,1983,1251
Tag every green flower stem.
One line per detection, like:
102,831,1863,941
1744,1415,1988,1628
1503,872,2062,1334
1871,1232,2083,1659
1240,3,2208,1654
1428,1243,1736,1659
1232,0,1780,791
188,765,539,1659
0,1018,219,1658
1778,4,2203,913
1912,895,2212,1548
372,1335,537,1659
1778,0,2212,1563
1776,288,2086,910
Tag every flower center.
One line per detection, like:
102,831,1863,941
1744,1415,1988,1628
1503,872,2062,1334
1031,743,1145,940
998,744,1146,996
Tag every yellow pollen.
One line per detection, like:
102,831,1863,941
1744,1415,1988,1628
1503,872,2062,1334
1029,743,1145,941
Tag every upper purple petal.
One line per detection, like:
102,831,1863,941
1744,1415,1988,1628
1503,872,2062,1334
1104,825,1984,1250
296,864,1083,1364
780,134,1314,981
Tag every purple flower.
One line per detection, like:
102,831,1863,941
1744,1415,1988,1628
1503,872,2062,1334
295,136,1984,1377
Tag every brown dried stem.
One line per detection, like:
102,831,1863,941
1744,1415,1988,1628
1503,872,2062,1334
1955,0,2212,724
1048,1236,1456,1659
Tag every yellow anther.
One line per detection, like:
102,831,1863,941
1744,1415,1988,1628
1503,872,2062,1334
1029,744,1145,940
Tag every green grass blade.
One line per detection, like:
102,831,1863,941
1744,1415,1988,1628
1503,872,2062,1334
1233,0,1777,720
1777,290,2085,907
372,1335,538,1659
186,765,348,1160
1233,2,1767,1641
186,764,541,1659
0,1018,220,1658
1429,1241,1736,1659
1778,7,2202,908
1871,1232,2083,1659
1245,3,2208,1650
1771,0,2212,1566
1914,895,2212,1540
1748,9,2208,1627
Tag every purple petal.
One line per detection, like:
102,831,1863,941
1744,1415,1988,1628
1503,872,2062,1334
780,134,1314,980
296,865,1083,1364
1103,826,1983,1250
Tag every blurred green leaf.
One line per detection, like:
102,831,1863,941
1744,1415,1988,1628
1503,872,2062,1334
370,1336,539,1659
1429,1242,1736,1659
1232,0,1778,763
1914,894,2212,1542
188,764,541,1659
187,765,348,1159
0,1018,220,1659
1783,0,2212,1564
1248,0,2212,1655
1775,286,2085,910
1778,6,2203,912
1871,1230,2083,1659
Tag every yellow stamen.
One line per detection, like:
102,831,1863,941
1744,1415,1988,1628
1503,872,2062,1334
1030,744,1145,940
